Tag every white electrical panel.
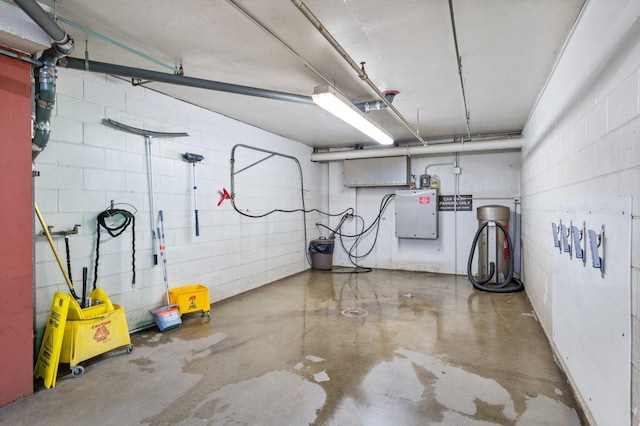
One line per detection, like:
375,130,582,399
395,189,438,239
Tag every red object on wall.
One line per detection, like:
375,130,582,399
0,51,34,406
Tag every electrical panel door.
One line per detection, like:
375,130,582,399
395,189,438,239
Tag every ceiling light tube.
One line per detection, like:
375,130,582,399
312,85,394,145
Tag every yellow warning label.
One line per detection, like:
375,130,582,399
34,292,71,389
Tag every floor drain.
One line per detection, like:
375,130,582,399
341,309,368,317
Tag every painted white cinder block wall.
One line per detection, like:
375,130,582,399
34,68,323,332
522,1,640,424
325,151,521,274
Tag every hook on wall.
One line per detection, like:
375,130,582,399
551,222,561,251
40,224,81,237
560,220,571,257
587,225,605,278
571,222,586,265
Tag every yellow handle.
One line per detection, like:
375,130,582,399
34,202,75,292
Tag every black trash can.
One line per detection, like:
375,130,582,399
308,238,335,270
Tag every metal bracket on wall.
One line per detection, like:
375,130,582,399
561,221,571,257
551,222,561,251
571,222,586,265
39,224,81,237
588,225,605,278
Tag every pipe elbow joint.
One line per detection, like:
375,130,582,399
50,35,75,58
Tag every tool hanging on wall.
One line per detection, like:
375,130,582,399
217,188,231,206
157,210,171,304
104,118,188,265
34,203,80,300
149,209,182,331
37,221,81,293
182,152,204,236
93,206,136,289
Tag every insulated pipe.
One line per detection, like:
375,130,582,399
31,53,58,161
60,57,313,105
310,138,523,162
291,0,428,146
13,0,74,161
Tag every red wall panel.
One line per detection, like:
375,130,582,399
0,52,34,406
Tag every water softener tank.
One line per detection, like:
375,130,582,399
476,205,510,284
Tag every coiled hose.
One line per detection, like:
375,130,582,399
467,221,524,293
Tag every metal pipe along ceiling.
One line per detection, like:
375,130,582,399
60,57,314,105
448,0,472,140
291,0,428,146
13,0,66,44
310,138,523,162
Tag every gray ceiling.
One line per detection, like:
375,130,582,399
11,0,585,149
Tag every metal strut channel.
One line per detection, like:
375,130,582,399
105,118,189,265
104,118,189,138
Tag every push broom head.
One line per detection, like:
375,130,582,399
183,152,204,163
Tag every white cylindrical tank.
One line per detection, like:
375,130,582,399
477,205,510,284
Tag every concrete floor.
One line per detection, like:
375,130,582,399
0,269,583,425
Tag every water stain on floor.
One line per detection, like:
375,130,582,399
0,270,584,425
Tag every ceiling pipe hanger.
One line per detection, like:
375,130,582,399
291,0,428,146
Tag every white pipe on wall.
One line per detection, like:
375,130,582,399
310,138,523,162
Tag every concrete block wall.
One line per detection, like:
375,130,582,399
521,1,640,424
33,68,323,333
325,151,521,274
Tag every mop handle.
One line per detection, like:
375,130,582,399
34,202,78,299
146,136,158,265
192,163,199,236
158,210,170,305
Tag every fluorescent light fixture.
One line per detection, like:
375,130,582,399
312,85,394,145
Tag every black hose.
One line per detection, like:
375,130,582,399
467,221,524,293
64,236,73,284
93,208,136,288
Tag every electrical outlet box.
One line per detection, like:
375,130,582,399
452,167,461,175
395,189,438,239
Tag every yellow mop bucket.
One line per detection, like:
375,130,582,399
60,288,133,377
35,289,133,386
169,284,211,317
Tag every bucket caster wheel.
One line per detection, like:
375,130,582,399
126,344,134,354
71,365,85,378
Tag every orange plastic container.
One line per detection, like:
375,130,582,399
169,284,210,317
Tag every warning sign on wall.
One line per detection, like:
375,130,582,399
438,194,473,211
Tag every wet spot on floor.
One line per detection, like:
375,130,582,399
396,348,580,424
306,355,326,363
314,370,330,382
363,357,424,402
177,370,326,425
